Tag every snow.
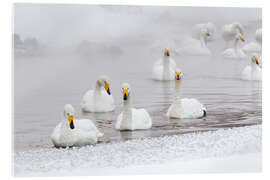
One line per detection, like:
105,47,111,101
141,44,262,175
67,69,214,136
14,125,261,176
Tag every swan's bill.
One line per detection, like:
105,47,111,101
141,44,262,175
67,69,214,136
205,31,210,36
122,83,130,101
252,56,259,65
239,35,245,42
164,48,170,56
175,68,183,80
105,83,111,95
68,115,75,129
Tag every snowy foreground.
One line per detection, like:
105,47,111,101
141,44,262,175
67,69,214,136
14,125,262,176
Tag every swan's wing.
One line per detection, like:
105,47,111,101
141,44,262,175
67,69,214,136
81,89,115,112
75,119,103,137
80,90,94,109
115,112,123,130
181,98,205,118
132,108,152,129
242,42,261,55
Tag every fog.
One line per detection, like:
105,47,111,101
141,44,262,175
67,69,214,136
14,4,261,52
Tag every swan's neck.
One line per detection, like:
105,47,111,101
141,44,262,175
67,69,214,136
162,56,170,79
234,38,239,54
95,81,102,95
122,97,133,127
200,32,206,47
173,80,182,106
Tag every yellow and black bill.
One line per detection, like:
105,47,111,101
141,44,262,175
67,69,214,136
123,88,129,100
175,72,182,80
105,83,111,95
165,49,170,56
68,115,75,129
253,57,259,65
239,35,245,42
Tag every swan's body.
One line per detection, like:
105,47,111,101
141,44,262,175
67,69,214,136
81,75,115,112
177,22,216,56
242,28,262,55
241,55,262,81
167,69,206,119
222,32,247,59
152,49,177,81
51,104,103,148
115,83,152,131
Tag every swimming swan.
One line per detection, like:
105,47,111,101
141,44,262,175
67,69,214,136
222,32,247,59
81,75,115,112
152,49,176,81
167,69,206,119
241,55,262,81
177,23,215,56
51,104,103,148
242,28,262,55
115,83,152,130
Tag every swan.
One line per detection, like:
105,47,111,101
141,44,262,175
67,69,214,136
81,75,115,112
51,104,103,148
115,83,152,131
152,48,176,81
167,69,206,119
177,22,216,56
222,32,247,59
241,55,262,81
242,28,262,55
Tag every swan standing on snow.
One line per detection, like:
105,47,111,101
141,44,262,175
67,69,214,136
222,32,247,59
152,49,176,81
115,83,152,131
167,69,206,119
177,22,216,56
51,104,103,148
242,28,262,55
81,75,115,112
241,55,262,81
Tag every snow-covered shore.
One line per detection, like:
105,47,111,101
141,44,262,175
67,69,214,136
14,125,262,176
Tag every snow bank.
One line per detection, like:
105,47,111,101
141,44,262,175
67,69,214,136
14,125,262,176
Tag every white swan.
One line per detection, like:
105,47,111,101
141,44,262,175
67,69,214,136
152,49,176,81
51,104,103,148
241,55,262,81
167,69,206,119
81,75,115,112
222,33,247,59
115,83,152,131
242,28,262,55
177,22,216,56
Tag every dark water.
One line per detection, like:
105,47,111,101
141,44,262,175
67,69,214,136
14,48,262,151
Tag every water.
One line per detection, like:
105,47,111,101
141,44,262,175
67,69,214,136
13,44,262,152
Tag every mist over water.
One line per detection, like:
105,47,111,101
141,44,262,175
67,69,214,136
13,4,261,151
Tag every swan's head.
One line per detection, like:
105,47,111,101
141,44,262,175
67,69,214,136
251,55,259,65
121,83,130,101
97,75,111,95
175,68,183,81
205,31,210,36
164,49,170,56
64,104,75,129
236,33,245,42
